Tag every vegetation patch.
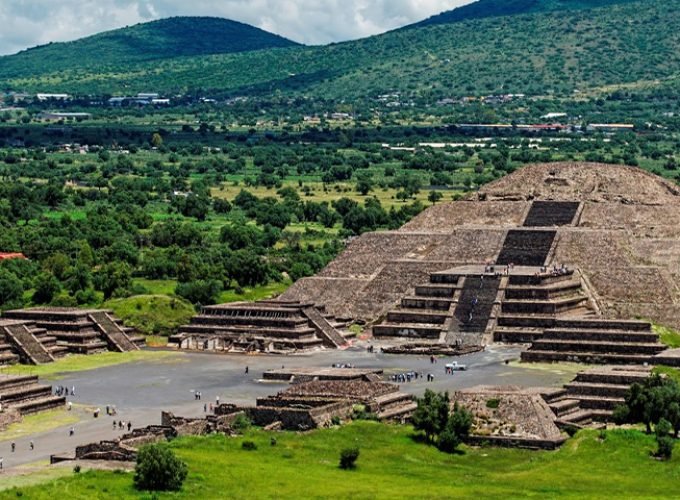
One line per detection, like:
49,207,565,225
2,423,679,498
104,294,195,337
654,324,680,349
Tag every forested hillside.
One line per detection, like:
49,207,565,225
0,17,298,79
0,0,676,100
409,0,639,28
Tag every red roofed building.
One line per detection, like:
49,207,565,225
0,253,27,261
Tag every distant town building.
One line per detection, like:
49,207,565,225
36,93,71,101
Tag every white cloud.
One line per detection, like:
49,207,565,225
0,0,471,55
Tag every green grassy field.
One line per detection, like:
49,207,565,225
0,350,179,379
2,422,677,499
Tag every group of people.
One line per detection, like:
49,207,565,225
112,420,133,432
332,363,355,369
391,371,423,383
54,385,75,397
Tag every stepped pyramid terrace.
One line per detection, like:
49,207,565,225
170,300,354,353
0,308,144,365
282,163,680,365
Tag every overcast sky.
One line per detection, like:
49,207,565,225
0,0,472,56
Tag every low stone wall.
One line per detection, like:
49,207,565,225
75,440,136,462
465,435,566,450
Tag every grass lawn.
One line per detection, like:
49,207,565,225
0,350,179,379
132,279,178,296
0,408,80,441
654,324,680,348
654,365,680,384
218,280,291,304
1,423,677,499
104,294,195,337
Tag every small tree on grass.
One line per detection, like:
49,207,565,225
412,389,450,443
339,447,360,469
134,444,188,492
438,403,473,453
655,419,674,460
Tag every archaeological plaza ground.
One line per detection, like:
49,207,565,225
2,163,680,493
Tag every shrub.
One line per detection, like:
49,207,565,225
655,419,674,460
232,413,251,433
486,398,500,409
73,465,81,474
242,440,257,451
134,444,188,492
331,415,342,426
339,447,360,469
438,403,473,453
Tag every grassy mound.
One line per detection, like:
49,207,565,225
654,324,680,349
104,294,195,337
3,423,678,498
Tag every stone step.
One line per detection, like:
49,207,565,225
429,273,460,285
575,369,651,385
401,297,454,311
563,382,631,398
543,328,659,343
501,296,587,315
414,284,457,298
493,327,544,343
386,309,449,325
556,409,593,427
554,318,651,331
0,383,53,404
508,271,575,286
521,350,653,365
570,394,625,411
498,314,557,329
0,375,39,391
180,324,319,340
0,352,20,365
373,391,412,407
549,398,580,417
541,388,568,404
531,339,666,355
377,401,418,421
12,395,66,416
372,323,443,339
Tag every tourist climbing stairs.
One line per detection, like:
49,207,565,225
1,322,54,364
453,276,500,333
88,311,139,352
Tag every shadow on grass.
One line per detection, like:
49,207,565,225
408,432,466,455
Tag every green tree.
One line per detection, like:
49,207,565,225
412,389,450,443
428,191,443,204
151,132,164,148
655,418,674,460
438,403,473,453
32,272,61,304
97,261,132,299
0,268,24,310
134,444,188,492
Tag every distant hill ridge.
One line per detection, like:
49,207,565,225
0,16,299,78
0,0,673,100
410,0,641,28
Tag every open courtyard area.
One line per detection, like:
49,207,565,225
0,343,575,472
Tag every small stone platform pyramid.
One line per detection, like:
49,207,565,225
0,308,144,365
0,374,65,423
170,300,354,353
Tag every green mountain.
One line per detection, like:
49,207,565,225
1,0,676,100
0,17,298,79
410,0,640,28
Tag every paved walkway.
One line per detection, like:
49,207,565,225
0,345,570,471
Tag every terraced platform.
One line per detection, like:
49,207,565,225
543,366,652,428
170,300,354,353
0,308,143,365
0,374,65,418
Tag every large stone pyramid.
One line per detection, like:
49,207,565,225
282,163,680,333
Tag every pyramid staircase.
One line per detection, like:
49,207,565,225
543,366,651,428
88,311,140,352
170,300,353,353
